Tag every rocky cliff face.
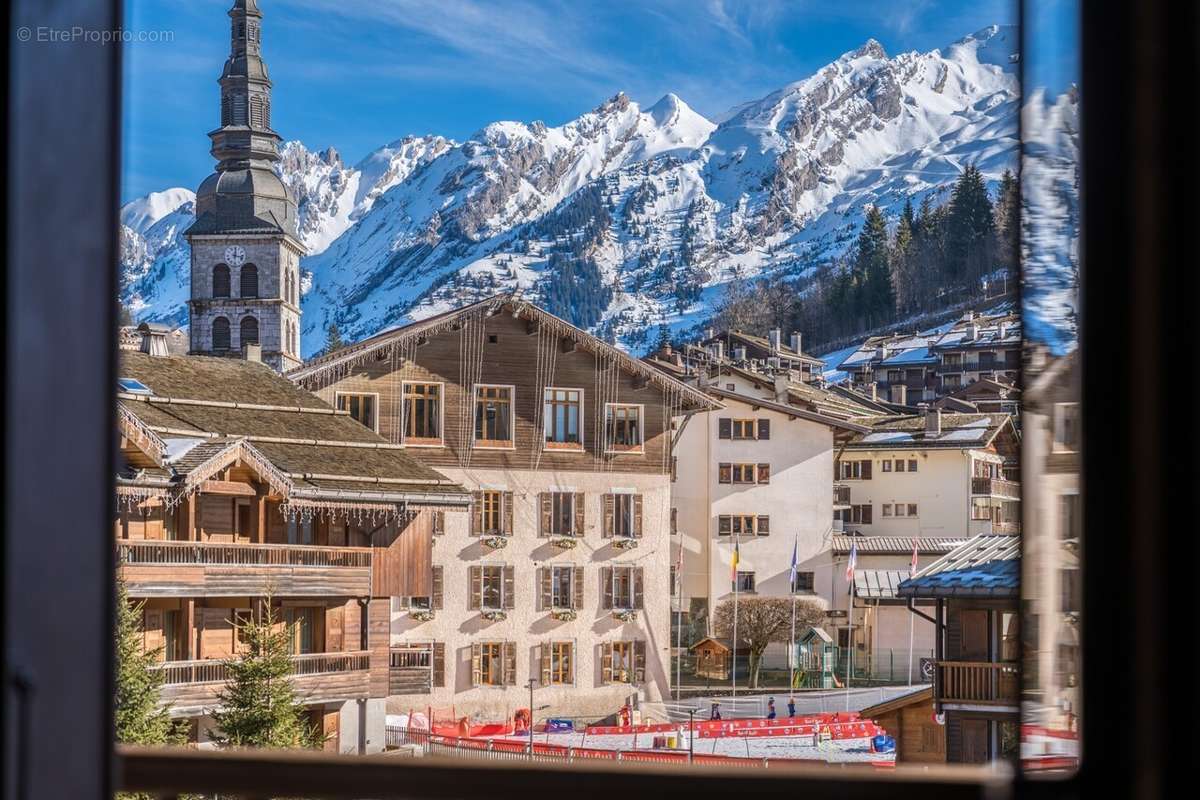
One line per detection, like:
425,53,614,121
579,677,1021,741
120,24,1076,354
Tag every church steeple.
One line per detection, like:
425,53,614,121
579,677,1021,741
186,0,305,374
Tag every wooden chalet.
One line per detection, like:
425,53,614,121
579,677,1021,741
116,343,468,750
859,687,945,764
897,535,1021,764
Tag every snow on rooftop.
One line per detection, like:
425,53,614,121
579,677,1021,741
162,437,206,463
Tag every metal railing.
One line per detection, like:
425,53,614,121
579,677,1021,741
118,540,372,568
935,661,1020,705
151,650,370,685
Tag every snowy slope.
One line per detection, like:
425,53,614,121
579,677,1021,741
120,24,1078,355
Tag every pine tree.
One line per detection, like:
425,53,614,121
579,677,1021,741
993,169,1020,274
891,197,916,313
324,323,345,354
114,578,187,746
946,165,995,284
853,205,894,326
208,600,321,749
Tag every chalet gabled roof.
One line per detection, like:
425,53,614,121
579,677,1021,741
859,686,934,718
708,363,880,421
289,293,720,412
704,330,825,366
897,535,1020,598
117,351,468,514
704,387,871,434
843,412,1017,451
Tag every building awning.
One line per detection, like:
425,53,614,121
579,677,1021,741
854,569,911,599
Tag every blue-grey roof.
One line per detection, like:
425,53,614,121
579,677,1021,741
897,535,1020,597
880,346,937,365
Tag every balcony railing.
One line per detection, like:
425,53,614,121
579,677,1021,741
389,645,434,695
833,485,851,507
118,540,372,568
970,477,1021,499
934,661,1019,706
152,651,371,686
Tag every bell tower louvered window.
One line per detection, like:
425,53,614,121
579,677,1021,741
212,264,230,298
239,264,258,298
240,316,259,346
212,317,231,351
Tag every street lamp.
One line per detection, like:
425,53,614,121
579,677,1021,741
688,708,695,764
526,677,537,757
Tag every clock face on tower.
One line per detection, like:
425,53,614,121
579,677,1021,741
224,245,246,267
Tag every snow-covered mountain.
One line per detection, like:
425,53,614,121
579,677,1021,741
120,24,1079,355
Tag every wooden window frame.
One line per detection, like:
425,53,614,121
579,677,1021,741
543,387,585,451
731,463,756,484
791,571,815,594
334,390,380,433
479,564,507,611
604,403,645,454
731,418,757,440
547,640,574,686
549,564,577,611
400,380,445,447
473,384,515,450
609,564,643,610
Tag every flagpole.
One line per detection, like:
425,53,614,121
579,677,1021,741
789,531,798,692
845,580,853,711
907,605,916,686
731,532,739,700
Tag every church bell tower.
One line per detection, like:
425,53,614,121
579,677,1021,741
185,0,305,372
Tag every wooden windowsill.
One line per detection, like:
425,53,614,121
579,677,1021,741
605,445,644,455
474,439,515,450
404,437,444,447
544,441,584,452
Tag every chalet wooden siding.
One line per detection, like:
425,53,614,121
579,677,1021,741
370,511,434,599
311,314,674,475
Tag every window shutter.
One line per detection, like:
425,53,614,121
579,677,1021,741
634,640,646,682
601,642,614,683
431,566,444,610
503,565,515,610
572,566,584,610
503,491,514,535
602,494,614,538
633,568,644,609
503,641,517,686
540,644,552,686
539,567,552,611
468,566,481,610
539,493,551,537
632,495,643,538
718,463,732,484
432,642,445,687
470,491,483,535
862,504,873,524
573,492,586,536
471,642,482,687
756,515,770,535
862,460,873,480
718,515,731,536
757,463,770,484
601,567,613,609
569,639,577,686
432,511,445,535
757,419,770,440
718,418,732,439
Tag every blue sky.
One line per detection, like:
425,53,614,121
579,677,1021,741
122,0,1073,202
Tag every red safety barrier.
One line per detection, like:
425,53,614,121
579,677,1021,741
585,711,864,737
1021,725,1079,740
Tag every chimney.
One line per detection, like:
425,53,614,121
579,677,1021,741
137,323,171,358
922,403,942,437
733,346,747,362
964,323,978,342
891,384,907,405
773,373,789,403
705,327,715,340
242,342,262,363
869,382,878,401
875,346,887,361
997,321,1008,338
790,332,802,354
713,342,725,361
768,328,782,351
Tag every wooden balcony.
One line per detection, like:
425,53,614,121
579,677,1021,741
153,650,371,716
117,541,373,598
970,477,1021,499
934,661,1019,708
389,645,433,695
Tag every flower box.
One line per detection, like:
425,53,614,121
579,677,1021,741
410,610,436,622
612,538,639,550
482,536,509,550
551,609,577,622
481,610,508,622
612,609,638,623
550,537,578,550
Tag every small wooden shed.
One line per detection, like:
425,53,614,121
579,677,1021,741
860,687,945,764
689,637,748,680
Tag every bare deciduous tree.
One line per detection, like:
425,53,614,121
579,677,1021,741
713,596,824,687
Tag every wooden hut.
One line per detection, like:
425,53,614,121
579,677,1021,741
860,687,945,764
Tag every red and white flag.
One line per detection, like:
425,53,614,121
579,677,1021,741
845,542,858,582
910,538,919,576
